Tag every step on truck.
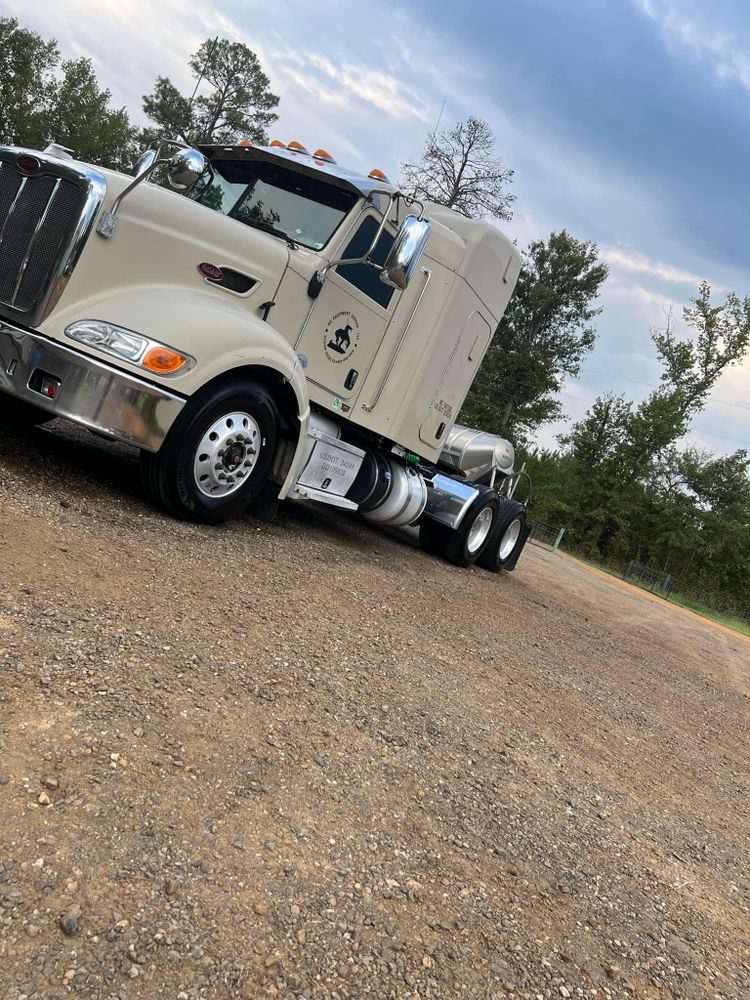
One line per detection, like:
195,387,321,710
0,138,529,571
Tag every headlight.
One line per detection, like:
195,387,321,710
65,320,193,376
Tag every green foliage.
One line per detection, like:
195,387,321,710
461,231,608,442
142,38,279,147
526,283,750,613
44,58,138,170
0,17,58,147
0,17,137,170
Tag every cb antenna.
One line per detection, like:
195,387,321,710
433,99,446,134
189,35,220,108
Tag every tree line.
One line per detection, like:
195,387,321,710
3,16,748,616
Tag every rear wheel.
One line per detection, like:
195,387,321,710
0,390,54,426
140,379,278,524
419,488,499,567
477,499,527,573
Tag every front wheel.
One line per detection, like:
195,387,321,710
477,499,527,573
140,379,278,524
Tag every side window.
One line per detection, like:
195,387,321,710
336,216,395,309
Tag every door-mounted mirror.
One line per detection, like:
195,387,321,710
166,148,206,191
379,215,432,290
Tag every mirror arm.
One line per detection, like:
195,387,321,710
110,159,170,218
97,158,170,239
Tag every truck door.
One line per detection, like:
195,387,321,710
296,214,396,402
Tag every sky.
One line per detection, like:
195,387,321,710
5,0,749,455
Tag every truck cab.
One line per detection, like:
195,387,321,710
0,138,529,572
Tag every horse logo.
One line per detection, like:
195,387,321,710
327,323,352,355
323,311,359,364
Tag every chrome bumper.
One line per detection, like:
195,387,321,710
0,320,185,452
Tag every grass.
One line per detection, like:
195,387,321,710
564,551,750,639
665,592,750,639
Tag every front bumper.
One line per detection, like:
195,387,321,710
0,320,185,452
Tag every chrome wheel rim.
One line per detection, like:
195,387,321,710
498,518,522,561
467,506,494,554
193,410,261,498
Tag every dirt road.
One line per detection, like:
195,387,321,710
1,418,748,999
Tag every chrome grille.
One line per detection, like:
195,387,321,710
0,149,106,327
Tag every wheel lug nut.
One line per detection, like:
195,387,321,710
218,473,227,481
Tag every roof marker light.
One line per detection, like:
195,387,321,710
239,139,252,147
269,139,286,148
287,140,309,154
368,168,390,182
313,148,336,163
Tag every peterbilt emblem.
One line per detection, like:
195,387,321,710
16,154,40,175
198,262,224,282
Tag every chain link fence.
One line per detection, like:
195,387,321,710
527,518,565,552
525,525,750,628
618,561,750,626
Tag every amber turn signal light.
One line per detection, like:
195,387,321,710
141,346,189,374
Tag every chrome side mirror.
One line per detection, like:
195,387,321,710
380,215,432,290
166,148,206,192
132,148,158,177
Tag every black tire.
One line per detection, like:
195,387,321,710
419,488,499,567
140,379,278,524
0,390,54,426
477,499,527,573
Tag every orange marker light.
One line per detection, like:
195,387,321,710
287,140,309,154
269,139,286,148
239,139,252,147
313,148,336,163
141,346,189,375
368,168,390,182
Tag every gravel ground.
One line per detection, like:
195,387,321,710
0,417,748,1000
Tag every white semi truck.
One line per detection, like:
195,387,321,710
0,138,529,571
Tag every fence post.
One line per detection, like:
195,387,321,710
551,527,565,554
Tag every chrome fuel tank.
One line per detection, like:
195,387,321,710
439,424,515,483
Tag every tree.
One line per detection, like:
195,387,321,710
400,117,514,221
142,38,279,147
42,58,137,171
545,282,750,562
461,231,608,441
0,17,136,171
0,17,59,147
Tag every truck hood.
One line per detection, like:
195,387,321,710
38,165,291,349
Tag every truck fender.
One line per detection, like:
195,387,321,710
47,286,311,497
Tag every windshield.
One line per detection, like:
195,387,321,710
188,158,358,250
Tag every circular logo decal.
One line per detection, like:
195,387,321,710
323,311,359,364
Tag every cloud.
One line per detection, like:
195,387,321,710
600,244,705,287
635,0,750,90
305,53,432,123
